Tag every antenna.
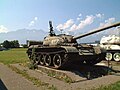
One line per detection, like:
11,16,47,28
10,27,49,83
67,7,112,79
117,26,120,37
49,21,56,36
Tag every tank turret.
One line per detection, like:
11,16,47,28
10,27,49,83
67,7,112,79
43,21,120,46
43,21,76,46
27,21,120,69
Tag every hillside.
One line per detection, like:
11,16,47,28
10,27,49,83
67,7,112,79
0,29,47,44
0,28,112,44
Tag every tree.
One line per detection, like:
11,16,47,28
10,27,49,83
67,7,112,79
21,44,28,48
10,40,19,48
14,40,20,48
2,40,11,49
0,43,2,48
2,40,20,48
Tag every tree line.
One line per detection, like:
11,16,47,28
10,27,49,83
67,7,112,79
1,40,20,49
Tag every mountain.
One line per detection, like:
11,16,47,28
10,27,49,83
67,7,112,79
0,29,47,44
0,28,110,44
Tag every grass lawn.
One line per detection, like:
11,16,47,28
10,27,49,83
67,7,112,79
0,48,120,90
93,81,120,90
0,48,28,64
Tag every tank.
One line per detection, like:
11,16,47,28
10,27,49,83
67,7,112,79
27,21,120,69
100,34,120,61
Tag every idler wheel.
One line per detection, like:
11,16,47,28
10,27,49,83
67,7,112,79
44,54,52,66
39,54,45,65
53,54,62,68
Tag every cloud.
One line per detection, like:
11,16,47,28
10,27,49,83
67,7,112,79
70,15,95,31
29,21,35,26
99,17,115,27
77,14,82,21
29,17,38,27
56,24,63,30
0,25,8,33
56,19,74,30
96,13,104,18
77,17,81,21
79,13,82,17
56,15,95,32
70,24,77,31
105,18,115,23
34,17,38,21
56,13,116,35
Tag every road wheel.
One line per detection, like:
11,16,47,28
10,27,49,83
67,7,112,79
39,54,45,65
53,54,62,68
113,53,120,62
44,54,52,66
105,53,112,61
28,54,31,59
35,54,40,65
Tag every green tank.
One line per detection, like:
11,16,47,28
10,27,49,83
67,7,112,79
27,21,120,69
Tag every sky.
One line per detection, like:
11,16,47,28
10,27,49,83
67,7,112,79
0,0,120,34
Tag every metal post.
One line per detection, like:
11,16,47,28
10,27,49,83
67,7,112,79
107,58,112,75
107,59,110,75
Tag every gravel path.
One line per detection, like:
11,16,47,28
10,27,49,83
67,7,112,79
0,63,44,90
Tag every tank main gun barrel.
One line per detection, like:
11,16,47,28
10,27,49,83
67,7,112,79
73,22,120,40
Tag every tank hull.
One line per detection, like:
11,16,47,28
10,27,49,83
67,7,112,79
27,45,105,69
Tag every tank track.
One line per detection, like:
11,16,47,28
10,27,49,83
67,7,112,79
27,47,77,69
27,46,105,69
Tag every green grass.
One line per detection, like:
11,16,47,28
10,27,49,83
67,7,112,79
0,48,28,64
92,81,120,90
0,48,57,89
48,85,57,90
47,71,73,83
0,48,120,90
